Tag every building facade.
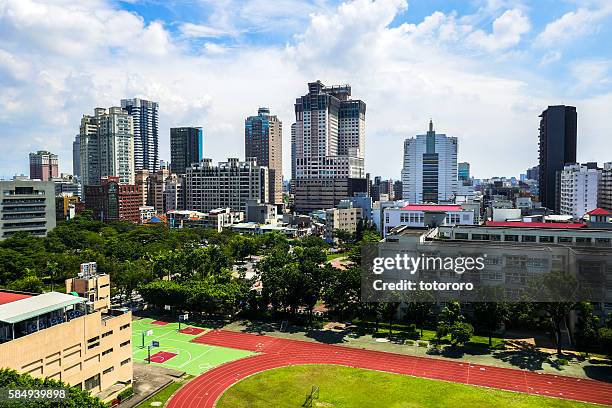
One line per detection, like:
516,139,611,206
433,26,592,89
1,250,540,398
72,135,81,178
292,81,367,212
560,164,599,219
458,162,470,181
29,151,59,181
382,204,474,237
84,177,141,223
325,203,363,239
0,267,132,402
0,179,56,240
401,121,458,203
80,107,135,186
185,158,268,213
599,162,612,211
170,127,203,175
120,98,159,173
538,105,577,212
245,108,283,205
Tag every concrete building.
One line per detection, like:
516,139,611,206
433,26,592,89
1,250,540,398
325,202,363,239
538,105,577,212
135,169,150,207
170,127,203,175
382,204,473,237
84,177,142,223
73,135,81,178
245,200,277,224
292,81,367,212
560,164,599,219
245,108,283,205
139,206,156,224
401,121,458,203
56,194,83,221
121,98,159,173
185,158,268,213
345,193,373,221
599,162,612,211
0,179,56,240
0,264,132,402
167,208,243,231
52,174,82,198
29,151,59,181
148,168,170,213
163,174,185,212
80,107,135,186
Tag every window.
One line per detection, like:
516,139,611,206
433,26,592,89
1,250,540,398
490,234,501,241
102,348,113,356
103,366,114,375
84,374,100,391
101,330,113,338
504,235,518,242
120,324,130,331
455,233,468,239
521,235,536,242
121,358,131,366
558,236,572,243
539,236,554,243
120,340,130,348
87,342,99,350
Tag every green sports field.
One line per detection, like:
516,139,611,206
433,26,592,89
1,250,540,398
217,365,601,408
131,318,253,375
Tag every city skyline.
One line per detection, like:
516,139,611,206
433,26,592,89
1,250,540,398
1,0,612,180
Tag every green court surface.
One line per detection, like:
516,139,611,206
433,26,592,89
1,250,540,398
132,318,253,375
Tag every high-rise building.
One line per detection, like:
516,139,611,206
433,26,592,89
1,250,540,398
84,176,142,223
598,162,612,211
292,81,367,212
79,107,135,186
526,165,539,181
559,164,599,219
538,105,577,212
163,174,185,212
245,108,283,205
401,120,458,203
135,169,150,207
393,180,403,200
72,135,81,178
148,168,170,213
170,127,203,174
185,158,268,213
458,162,470,181
0,179,56,240
121,98,159,173
29,151,59,181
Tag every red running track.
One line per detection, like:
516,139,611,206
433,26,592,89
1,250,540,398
168,330,612,408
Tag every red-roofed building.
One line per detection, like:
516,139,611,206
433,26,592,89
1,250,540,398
584,208,612,228
383,204,474,236
485,221,587,229
0,291,33,305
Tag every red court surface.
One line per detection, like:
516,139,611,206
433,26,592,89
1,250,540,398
167,330,612,408
151,320,170,326
179,327,206,335
147,351,177,363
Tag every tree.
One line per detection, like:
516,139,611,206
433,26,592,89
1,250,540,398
114,260,154,302
332,229,353,251
574,302,600,354
404,291,435,337
9,275,45,293
0,368,107,407
450,322,474,347
322,267,361,321
599,328,612,356
436,301,464,342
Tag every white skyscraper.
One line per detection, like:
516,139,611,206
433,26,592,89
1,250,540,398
560,164,599,219
121,98,159,173
80,107,135,186
401,120,458,203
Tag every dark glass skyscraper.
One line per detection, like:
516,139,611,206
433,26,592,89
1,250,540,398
538,105,577,212
170,127,203,174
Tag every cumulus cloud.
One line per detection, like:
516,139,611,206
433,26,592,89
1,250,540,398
535,4,612,47
0,0,610,181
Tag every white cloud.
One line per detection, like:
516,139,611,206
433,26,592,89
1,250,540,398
535,5,612,47
0,0,610,181
179,23,235,38
539,50,562,66
466,9,530,52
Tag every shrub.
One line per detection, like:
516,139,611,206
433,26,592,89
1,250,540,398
418,341,428,347
406,340,415,346
117,387,133,401
556,358,569,366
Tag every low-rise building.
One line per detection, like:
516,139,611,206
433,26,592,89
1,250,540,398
139,206,156,224
0,264,132,402
167,208,244,232
0,179,56,239
325,202,363,239
382,204,473,237
246,200,277,224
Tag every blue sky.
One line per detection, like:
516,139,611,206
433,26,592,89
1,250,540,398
1,0,611,180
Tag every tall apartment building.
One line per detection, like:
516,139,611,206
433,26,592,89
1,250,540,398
185,158,268,213
29,151,59,181
0,264,132,402
72,135,81,178
559,164,599,219
84,176,141,223
0,179,56,240
121,98,159,173
135,169,150,207
538,105,577,212
80,107,135,186
170,127,203,175
292,81,367,212
401,120,458,203
148,167,170,213
163,174,185,212
599,162,612,211
290,123,297,186
245,108,283,205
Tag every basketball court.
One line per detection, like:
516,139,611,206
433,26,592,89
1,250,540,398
132,318,253,375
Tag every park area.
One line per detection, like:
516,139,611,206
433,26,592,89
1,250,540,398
217,365,602,408
131,318,253,375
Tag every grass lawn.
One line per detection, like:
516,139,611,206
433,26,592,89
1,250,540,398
326,251,347,261
217,365,598,408
134,376,193,408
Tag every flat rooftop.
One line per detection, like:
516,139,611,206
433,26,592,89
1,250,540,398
0,292,33,306
400,204,463,212
485,221,586,229
0,292,86,324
